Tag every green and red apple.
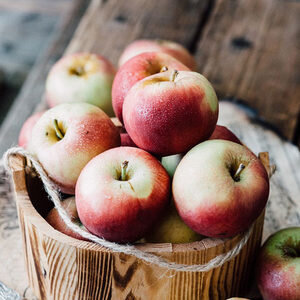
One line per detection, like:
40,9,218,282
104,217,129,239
256,227,300,300
123,70,219,156
75,147,170,243
112,51,190,123
145,201,202,244
173,140,269,238
31,102,120,194
118,39,196,70
46,196,87,241
161,154,184,178
18,111,45,149
161,125,241,177
46,53,116,116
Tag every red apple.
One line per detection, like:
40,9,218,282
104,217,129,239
173,140,269,238
209,125,242,144
18,111,45,149
256,227,300,300
46,197,87,241
31,103,120,194
118,39,196,70
46,53,116,116
75,147,170,243
123,70,219,156
121,133,137,147
112,52,190,123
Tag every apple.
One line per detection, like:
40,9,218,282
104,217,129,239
75,146,170,243
123,70,219,156
161,154,184,178
118,39,196,70
31,102,120,194
121,133,137,147
46,53,116,116
209,125,242,144
145,200,202,244
256,227,300,300
173,140,269,238
18,111,45,149
110,117,136,147
46,196,87,241
112,52,190,123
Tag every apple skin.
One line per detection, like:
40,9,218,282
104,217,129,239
110,117,137,147
209,125,242,144
118,39,197,70
256,227,300,300
112,51,190,123
75,147,170,243
161,154,184,178
121,133,137,147
145,200,202,244
173,140,269,238
46,197,88,241
31,103,120,194
46,53,116,116
18,111,45,149
161,126,240,177
123,70,219,156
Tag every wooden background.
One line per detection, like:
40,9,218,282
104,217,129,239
0,0,299,154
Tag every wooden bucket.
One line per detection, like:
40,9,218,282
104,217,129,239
9,152,270,300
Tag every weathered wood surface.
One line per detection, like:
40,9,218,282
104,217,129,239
0,0,90,156
8,153,269,300
66,0,210,64
195,0,300,142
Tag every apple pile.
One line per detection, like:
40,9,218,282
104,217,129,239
19,39,270,246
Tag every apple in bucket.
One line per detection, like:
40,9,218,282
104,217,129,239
173,140,269,238
112,51,190,123
46,196,87,241
75,147,170,243
118,39,197,70
256,227,300,300
145,200,202,244
31,103,120,194
46,53,116,116
18,111,45,149
123,70,219,156
161,125,241,177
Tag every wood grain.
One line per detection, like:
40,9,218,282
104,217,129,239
195,0,300,141
66,0,210,66
9,152,270,299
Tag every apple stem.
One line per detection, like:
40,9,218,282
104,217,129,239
121,160,129,181
233,163,245,181
170,70,179,82
53,119,64,140
160,66,168,72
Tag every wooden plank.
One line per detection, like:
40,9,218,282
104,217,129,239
195,0,300,141
0,0,90,156
66,0,210,65
0,0,71,15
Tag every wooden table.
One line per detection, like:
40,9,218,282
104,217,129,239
0,0,299,156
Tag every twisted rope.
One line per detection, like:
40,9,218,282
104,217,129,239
3,147,253,272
